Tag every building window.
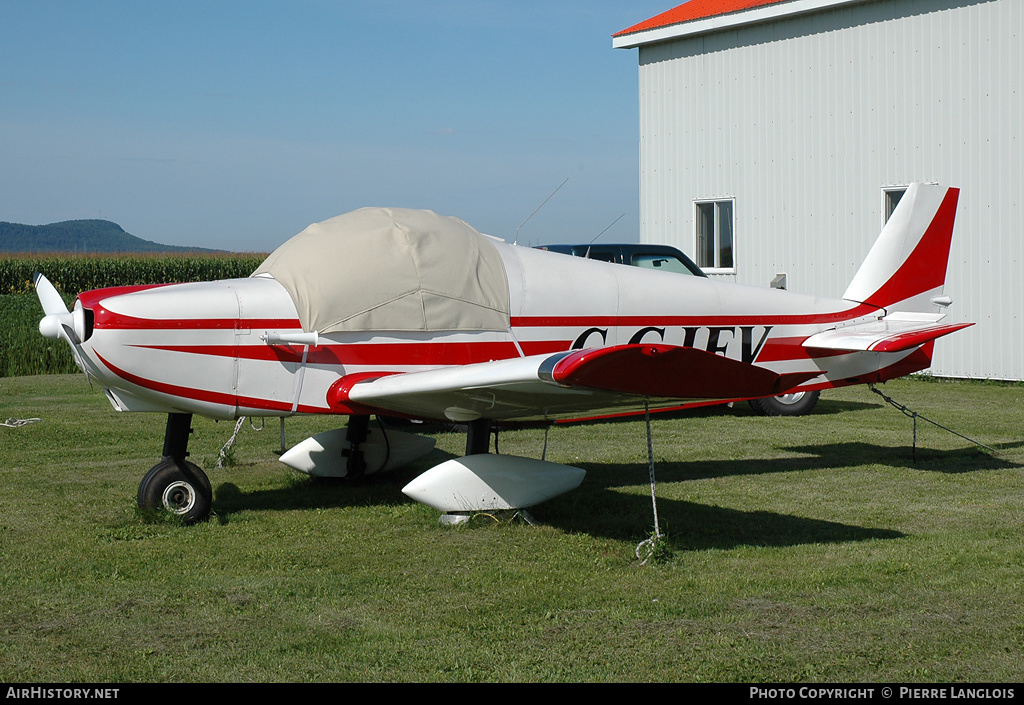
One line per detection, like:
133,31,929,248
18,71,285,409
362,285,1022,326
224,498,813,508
883,186,908,224
695,199,735,272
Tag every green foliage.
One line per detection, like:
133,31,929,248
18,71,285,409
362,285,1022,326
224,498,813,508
1,253,265,295
0,294,77,376
0,253,266,377
637,530,673,564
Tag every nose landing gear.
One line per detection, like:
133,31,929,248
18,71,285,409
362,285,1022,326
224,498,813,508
137,413,212,524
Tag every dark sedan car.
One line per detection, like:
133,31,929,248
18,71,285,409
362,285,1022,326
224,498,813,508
535,243,707,278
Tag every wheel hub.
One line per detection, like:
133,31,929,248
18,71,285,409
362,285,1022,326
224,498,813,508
162,480,196,515
774,387,806,405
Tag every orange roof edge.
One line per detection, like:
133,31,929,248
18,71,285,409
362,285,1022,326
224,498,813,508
614,0,791,37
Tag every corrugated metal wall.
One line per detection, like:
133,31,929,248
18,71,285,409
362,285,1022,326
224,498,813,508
636,0,1023,380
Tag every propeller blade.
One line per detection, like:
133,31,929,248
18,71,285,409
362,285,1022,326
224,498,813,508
33,272,70,316
33,273,79,343
32,273,93,379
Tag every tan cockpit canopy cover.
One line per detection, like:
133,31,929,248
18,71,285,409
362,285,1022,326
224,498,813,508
254,207,511,334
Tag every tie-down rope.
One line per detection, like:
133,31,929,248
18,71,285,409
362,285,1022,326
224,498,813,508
635,400,668,564
216,416,267,469
1,417,41,428
868,383,996,462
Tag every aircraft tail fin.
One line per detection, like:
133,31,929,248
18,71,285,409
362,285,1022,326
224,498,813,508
843,183,960,315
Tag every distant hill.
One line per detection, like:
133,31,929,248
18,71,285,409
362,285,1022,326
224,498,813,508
0,220,224,254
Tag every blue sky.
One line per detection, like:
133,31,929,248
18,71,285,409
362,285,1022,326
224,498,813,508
1,1,673,252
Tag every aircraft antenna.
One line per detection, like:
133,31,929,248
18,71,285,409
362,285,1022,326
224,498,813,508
514,178,568,245
584,212,626,259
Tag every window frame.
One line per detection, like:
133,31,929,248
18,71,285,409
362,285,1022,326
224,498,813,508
693,197,736,274
882,185,909,226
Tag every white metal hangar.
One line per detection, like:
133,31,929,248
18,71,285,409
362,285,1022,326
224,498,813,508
613,0,1023,381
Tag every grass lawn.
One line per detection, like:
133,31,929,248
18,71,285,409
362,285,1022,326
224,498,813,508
1,374,1022,682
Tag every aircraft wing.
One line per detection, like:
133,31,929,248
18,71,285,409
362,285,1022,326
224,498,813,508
333,344,818,423
802,317,973,353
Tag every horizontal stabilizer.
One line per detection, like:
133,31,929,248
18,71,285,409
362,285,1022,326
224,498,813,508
804,319,973,353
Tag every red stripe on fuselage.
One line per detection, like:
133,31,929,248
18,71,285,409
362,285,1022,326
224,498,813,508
77,284,174,309
132,340,571,366
94,352,331,414
93,306,300,331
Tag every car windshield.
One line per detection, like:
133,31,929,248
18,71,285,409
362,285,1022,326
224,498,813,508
631,253,698,275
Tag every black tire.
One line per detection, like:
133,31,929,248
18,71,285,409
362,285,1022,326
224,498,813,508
137,459,212,524
748,390,820,417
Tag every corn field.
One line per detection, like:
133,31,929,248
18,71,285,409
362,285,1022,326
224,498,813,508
1,253,266,377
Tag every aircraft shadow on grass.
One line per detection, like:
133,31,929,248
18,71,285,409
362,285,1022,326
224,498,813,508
543,492,905,550
594,440,1023,485
211,465,901,550
207,437,1021,549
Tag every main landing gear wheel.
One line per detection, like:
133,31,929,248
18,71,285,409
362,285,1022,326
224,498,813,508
748,390,820,417
137,458,212,524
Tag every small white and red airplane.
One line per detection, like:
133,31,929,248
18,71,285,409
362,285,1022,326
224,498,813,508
35,182,971,524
